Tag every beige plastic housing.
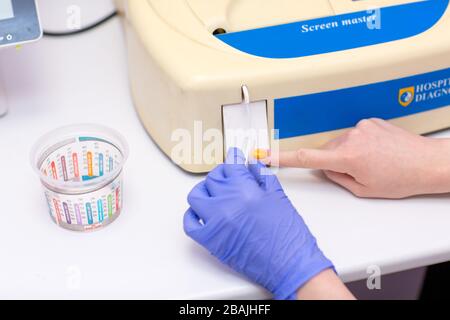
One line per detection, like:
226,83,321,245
117,0,450,173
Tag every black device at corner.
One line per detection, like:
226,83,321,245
0,0,41,47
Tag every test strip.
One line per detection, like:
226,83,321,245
75,204,82,225
115,187,120,212
99,154,104,176
222,100,269,159
87,152,93,177
61,156,68,181
108,195,113,218
63,202,71,224
86,203,93,225
97,200,104,222
109,157,114,172
72,153,80,178
51,162,58,180
53,199,61,225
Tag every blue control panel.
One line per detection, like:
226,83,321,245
0,0,41,47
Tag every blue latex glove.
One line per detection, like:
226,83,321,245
183,148,334,300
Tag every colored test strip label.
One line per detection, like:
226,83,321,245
51,162,58,180
63,202,71,224
87,152,93,177
53,199,61,225
75,204,82,225
61,156,68,181
86,203,93,225
115,187,120,212
72,153,80,178
97,200,104,223
109,156,114,173
99,153,104,177
108,195,113,218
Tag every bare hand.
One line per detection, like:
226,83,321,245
269,119,450,199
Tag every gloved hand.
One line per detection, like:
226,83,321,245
183,148,334,300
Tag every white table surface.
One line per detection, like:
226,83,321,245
0,0,449,299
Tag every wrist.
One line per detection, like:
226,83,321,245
271,236,334,300
296,269,355,300
424,138,450,195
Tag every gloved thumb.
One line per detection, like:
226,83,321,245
248,161,282,192
183,208,204,241
223,148,249,178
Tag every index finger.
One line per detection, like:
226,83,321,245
187,181,215,223
271,148,346,172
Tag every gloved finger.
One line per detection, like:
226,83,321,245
204,164,227,197
248,161,282,191
187,181,216,222
205,172,226,197
207,163,225,181
183,208,204,241
223,147,249,178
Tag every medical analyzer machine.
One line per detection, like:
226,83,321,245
0,0,42,116
117,0,450,173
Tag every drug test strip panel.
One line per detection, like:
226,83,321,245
222,101,270,158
